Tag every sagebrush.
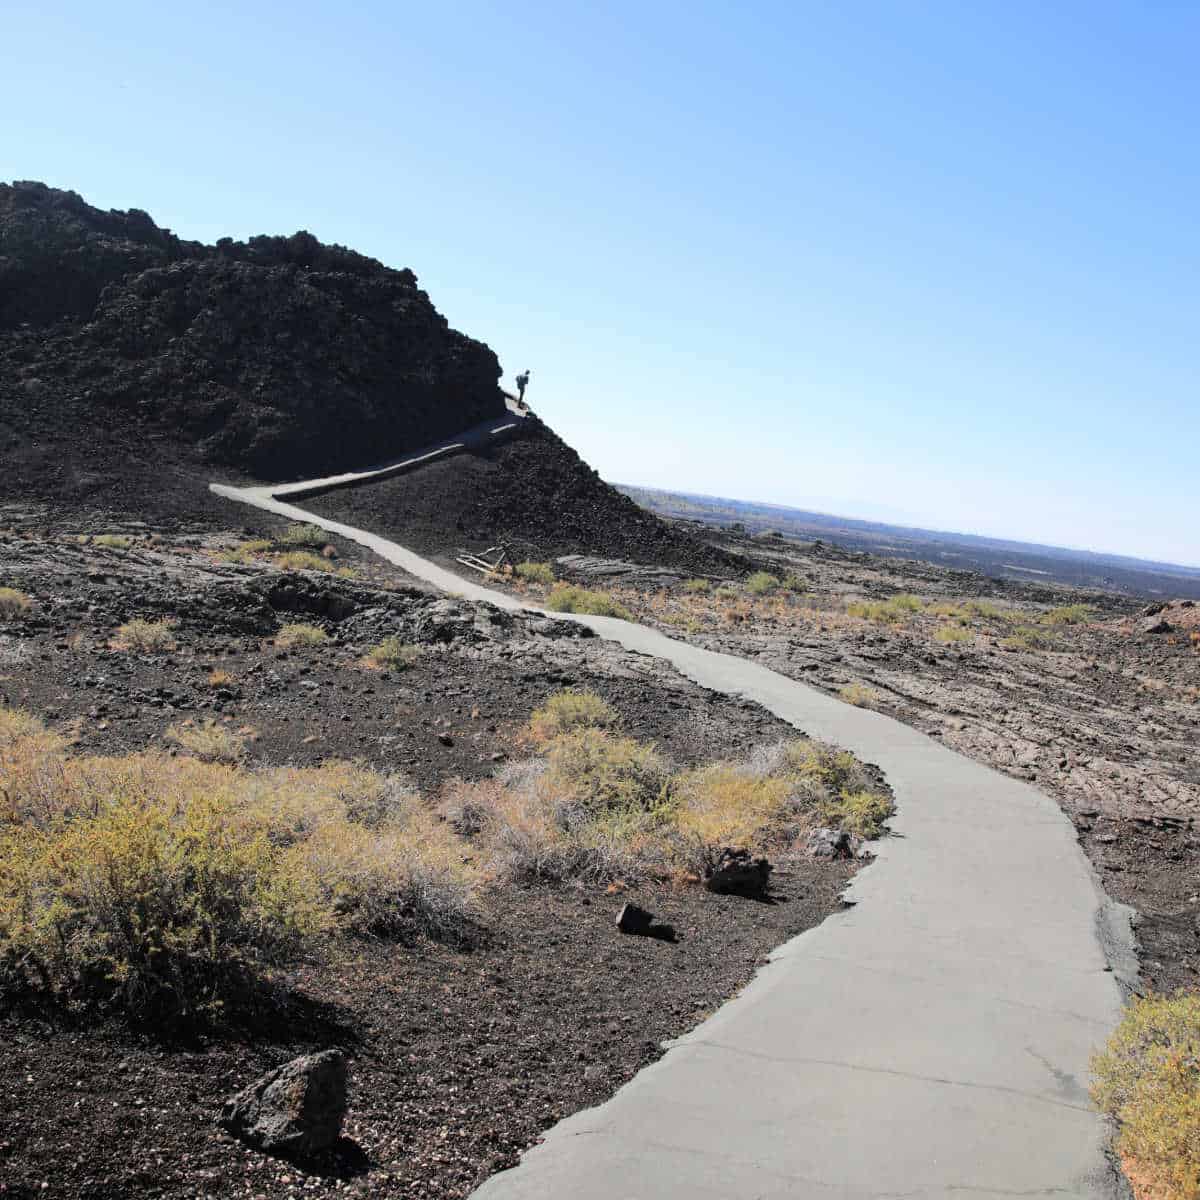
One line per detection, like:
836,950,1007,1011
545,584,631,619
0,710,476,1024
113,618,176,652
515,561,555,586
0,588,32,620
441,691,892,886
528,689,619,742
1092,992,1200,1199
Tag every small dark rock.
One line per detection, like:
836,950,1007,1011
616,903,653,935
219,1050,347,1159
438,732,454,747
704,848,772,896
1140,617,1174,635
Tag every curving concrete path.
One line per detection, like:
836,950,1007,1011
211,440,1135,1200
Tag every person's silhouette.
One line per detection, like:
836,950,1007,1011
515,370,531,405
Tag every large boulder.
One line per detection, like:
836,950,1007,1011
220,1050,348,1159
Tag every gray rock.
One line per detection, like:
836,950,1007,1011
219,1050,347,1159
808,828,853,859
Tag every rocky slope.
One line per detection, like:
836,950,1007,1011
0,181,505,498
306,415,743,573
2,181,735,573
0,521,856,1199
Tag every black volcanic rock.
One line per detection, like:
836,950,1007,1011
0,181,504,484
0,182,743,574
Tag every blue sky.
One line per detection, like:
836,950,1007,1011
4,1,1198,564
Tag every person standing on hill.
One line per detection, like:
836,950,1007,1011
515,369,531,406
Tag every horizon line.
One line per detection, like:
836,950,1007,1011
614,481,1200,575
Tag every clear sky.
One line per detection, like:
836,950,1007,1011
4,1,1198,565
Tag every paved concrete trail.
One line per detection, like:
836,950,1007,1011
212,425,1135,1200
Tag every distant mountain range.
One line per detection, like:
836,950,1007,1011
619,485,1200,600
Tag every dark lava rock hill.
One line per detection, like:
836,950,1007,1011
1,182,739,573
1,181,504,498
307,414,743,573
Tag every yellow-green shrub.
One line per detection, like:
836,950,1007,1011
451,725,892,886
1092,992,1200,1199
216,539,272,563
0,715,476,1022
365,635,419,669
545,584,631,619
935,625,972,644
821,789,893,838
275,622,328,648
545,728,672,817
113,618,177,652
682,578,711,594
839,683,880,707
275,550,333,573
167,720,248,764
0,792,321,1022
746,571,779,595
672,765,793,855
529,689,619,743
847,594,923,623
515,561,555,586
278,523,328,547
1002,625,1056,651
0,588,32,619
92,534,132,550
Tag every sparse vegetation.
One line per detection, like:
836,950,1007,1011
216,538,272,563
1041,603,1094,626
112,618,177,652
0,709,476,1023
92,534,133,550
442,693,892,887
166,719,249,763
1092,992,1200,1199
746,571,780,595
782,573,807,593
275,549,335,573
206,668,234,688
528,689,619,742
1001,625,1057,651
275,622,328,648
682,578,711,594
515,561,555,586
545,583,631,619
934,625,972,644
365,635,420,670
545,728,673,818
0,588,32,619
277,523,328,548
823,789,894,838
839,683,881,707
847,594,924,623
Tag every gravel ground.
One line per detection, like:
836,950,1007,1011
0,523,865,1199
